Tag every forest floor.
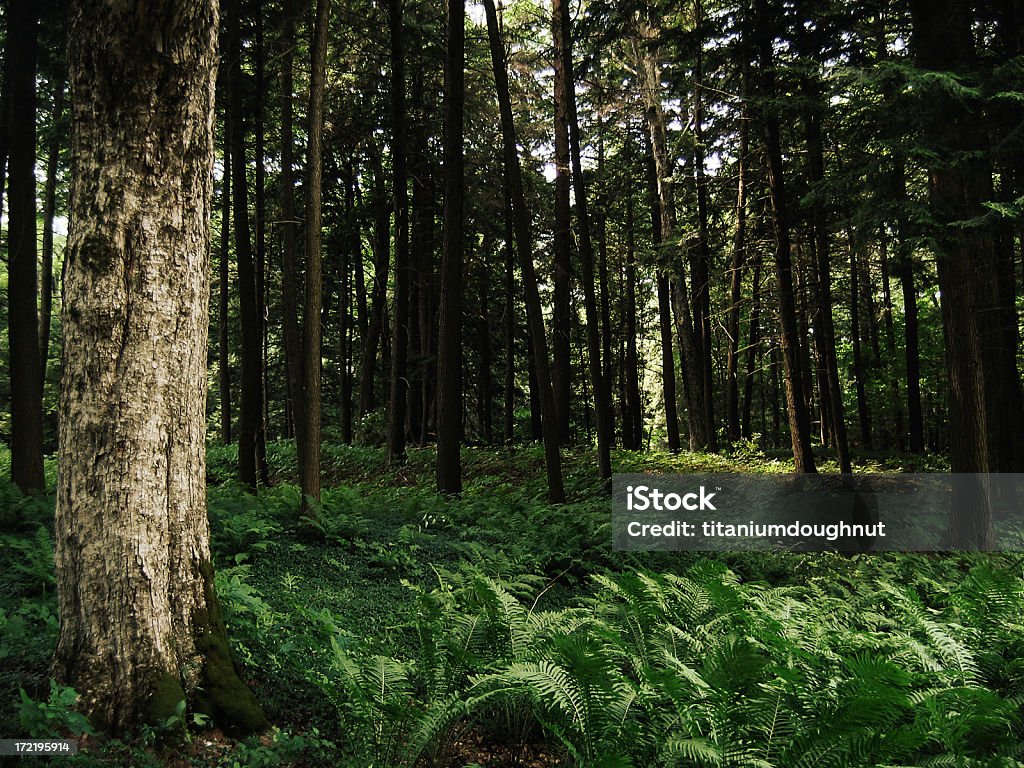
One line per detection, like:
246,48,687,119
1,442,1022,767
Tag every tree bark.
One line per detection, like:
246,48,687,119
754,0,816,472
436,0,466,494
219,108,232,445
725,72,748,443
484,0,565,502
358,146,390,418
623,189,643,450
39,79,65,389
387,0,411,462
301,0,331,506
57,0,266,734
911,0,997,548
6,0,45,492
227,0,263,489
848,229,873,450
559,0,611,479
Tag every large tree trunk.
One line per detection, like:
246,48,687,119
6,0,45,493
484,0,564,502
56,0,265,734
560,0,611,479
227,0,264,489
301,0,331,506
436,0,465,494
754,0,816,472
910,0,997,548
387,0,411,462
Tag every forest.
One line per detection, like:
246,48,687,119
2,0,1024,765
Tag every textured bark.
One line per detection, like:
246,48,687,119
560,0,611,479
803,81,851,472
436,0,465,494
551,0,573,445
644,137,680,451
387,0,411,462
754,0,816,472
301,0,331,505
6,0,45,492
57,0,265,734
637,32,707,450
484,0,565,502
226,0,263,489
39,79,65,388
911,0,996,548
279,0,303,448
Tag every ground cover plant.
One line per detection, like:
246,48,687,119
2,442,1022,767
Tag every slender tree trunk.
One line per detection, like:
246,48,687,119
551,0,573,445
341,159,355,444
227,0,263,488
879,232,906,449
637,34,707,450
484,0,565,502
279,0,303,451
754,0,816,472
57,0,266,733
560,0,611,479
359,147,390,418
478,267,494,444
436,0,466,494
741,251,763,438
6,0,45,492
253,3,268,480
803,82,851,471
220,110,233,445
893,157,924,452
387,0,411,462
725,74,748,443
503,175,516,444
848,230,873,449
301,0,331,506
624,191,642,450
643,136,681,451
692,0,717,450
39,79,65,388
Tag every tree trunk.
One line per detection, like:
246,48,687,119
340,159,356,444
253,2,268,479
551,0,573,445
301,0,331,506
623,190,642,450
358,146,390,418
644,139,681,452
692,0,717,451
503,175,516,444
436,0,466,494
741,251,763,439
560,0,611,479
279,0,303,450
848,230,873,450
911,0,997,548
227,0,263,489
6,0,45,492
725,72,748,443
893,157,924,452
484,0,565,502
803,80,852,472
39,79,65,388
57,0,266,734
754,0,816,472
387,0,411,462
220,108,233,445
637,33,708,450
